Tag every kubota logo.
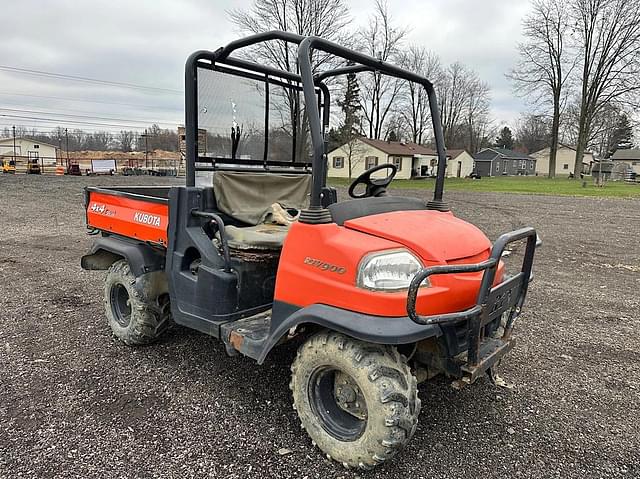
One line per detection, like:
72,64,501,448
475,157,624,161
303,257,346,274
133,212,161,227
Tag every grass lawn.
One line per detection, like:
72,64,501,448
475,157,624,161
329,176,640,198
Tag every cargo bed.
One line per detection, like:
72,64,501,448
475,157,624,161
85,186,170,247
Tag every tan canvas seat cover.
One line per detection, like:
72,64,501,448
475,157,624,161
213,172,311,226
213,172,311,249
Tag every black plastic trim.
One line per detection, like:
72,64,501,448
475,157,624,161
256,302,442,364
81,235,166,276
328,196,427,226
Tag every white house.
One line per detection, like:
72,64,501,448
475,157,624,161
531,145,594,176
327,138,473,179
610,148,640,176
0,137,59,166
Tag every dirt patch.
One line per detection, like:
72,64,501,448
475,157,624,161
0,174,638,478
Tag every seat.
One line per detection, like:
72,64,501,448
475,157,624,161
224,223,289,250
213,171,311,250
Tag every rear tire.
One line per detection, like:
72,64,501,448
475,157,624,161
104,259,172,345
290,331,420,470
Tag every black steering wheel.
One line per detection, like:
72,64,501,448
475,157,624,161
348,163,397,199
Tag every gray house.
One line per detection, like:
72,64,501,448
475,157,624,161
473,148,536,177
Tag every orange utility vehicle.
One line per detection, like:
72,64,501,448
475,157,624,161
81,32,538,470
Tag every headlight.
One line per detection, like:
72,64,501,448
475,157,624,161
357,249,428,291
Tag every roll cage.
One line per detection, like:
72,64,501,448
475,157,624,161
184,30,450,222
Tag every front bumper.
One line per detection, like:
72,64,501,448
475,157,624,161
406,227,539,384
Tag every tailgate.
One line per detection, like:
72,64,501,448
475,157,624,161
85,188,169,246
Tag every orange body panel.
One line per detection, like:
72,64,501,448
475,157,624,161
274,211,504,317
86,191,168,246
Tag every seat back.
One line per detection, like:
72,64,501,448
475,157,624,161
213,172,311,225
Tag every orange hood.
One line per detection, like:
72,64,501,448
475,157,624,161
343,210,491,263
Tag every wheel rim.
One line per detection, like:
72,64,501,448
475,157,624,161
110,283,131,327
308,367,367,442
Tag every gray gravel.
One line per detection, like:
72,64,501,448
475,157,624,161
0,174,639,478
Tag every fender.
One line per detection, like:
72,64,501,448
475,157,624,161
81,235,166,277
255,302,443,364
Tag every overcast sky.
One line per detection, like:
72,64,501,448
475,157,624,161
0,0,532,136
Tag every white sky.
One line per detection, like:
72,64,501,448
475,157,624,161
0,0,532,135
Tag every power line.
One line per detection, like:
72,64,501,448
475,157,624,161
0,64,182,95
0,90,182,112
0,107,180,128
0,113,176,130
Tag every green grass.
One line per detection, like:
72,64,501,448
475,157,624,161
328,176,640,198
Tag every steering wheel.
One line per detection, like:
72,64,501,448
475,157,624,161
348,163,397,199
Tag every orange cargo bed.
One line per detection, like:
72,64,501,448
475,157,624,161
85,186,170,247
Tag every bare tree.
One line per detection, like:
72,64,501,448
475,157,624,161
516,113,551,153
438,63,491,152
509,0,574,177
358,0,407,139
571,0,640,176
438,62,470,147
119,130,135,152
344,138,365,179
229,0,352,160
398,45,442,144
464,77,491,153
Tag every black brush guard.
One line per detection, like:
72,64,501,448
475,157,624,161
406,227,538,385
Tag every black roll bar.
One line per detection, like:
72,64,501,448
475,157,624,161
185,30,448,211
297,35,448,210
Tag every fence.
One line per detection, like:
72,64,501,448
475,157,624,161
1,155,185,176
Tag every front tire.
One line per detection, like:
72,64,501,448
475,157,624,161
104,260,172,345
291,331,420,470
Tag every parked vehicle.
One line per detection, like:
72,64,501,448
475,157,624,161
2,159,16,174
26,158,41,175
81,31,539,470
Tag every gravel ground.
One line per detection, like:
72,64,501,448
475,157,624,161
0,174,639,479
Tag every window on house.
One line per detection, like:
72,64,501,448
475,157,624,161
496,162,500,172
563,164,569,169
521,160,527,169
33,144,39,149
513,160,517,167
332,156,344,169
392,156,402,171
530,161,534,169
503,160,507,173
365,156,378,169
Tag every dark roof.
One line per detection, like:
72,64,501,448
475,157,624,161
446,149,469,159
473,147,533,161
358,138,435,156
611,148,640,161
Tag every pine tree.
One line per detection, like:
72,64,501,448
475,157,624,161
337,66,362,139
335,66,364,179
612,113,634,151
494,126,514,150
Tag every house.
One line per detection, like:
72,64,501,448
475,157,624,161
610,148,640,176
327,138,474,179
0,137,59,166
531,145,594,176
446,149,476,178
472,148,536,177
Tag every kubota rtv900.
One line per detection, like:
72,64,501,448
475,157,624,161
81,31,538,470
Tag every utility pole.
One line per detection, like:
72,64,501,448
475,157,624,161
143,129,149,168
12,125,16,165
65,128,69,171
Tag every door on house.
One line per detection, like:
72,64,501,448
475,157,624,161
456,161,462,178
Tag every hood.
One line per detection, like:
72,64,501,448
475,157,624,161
343,210,491,263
